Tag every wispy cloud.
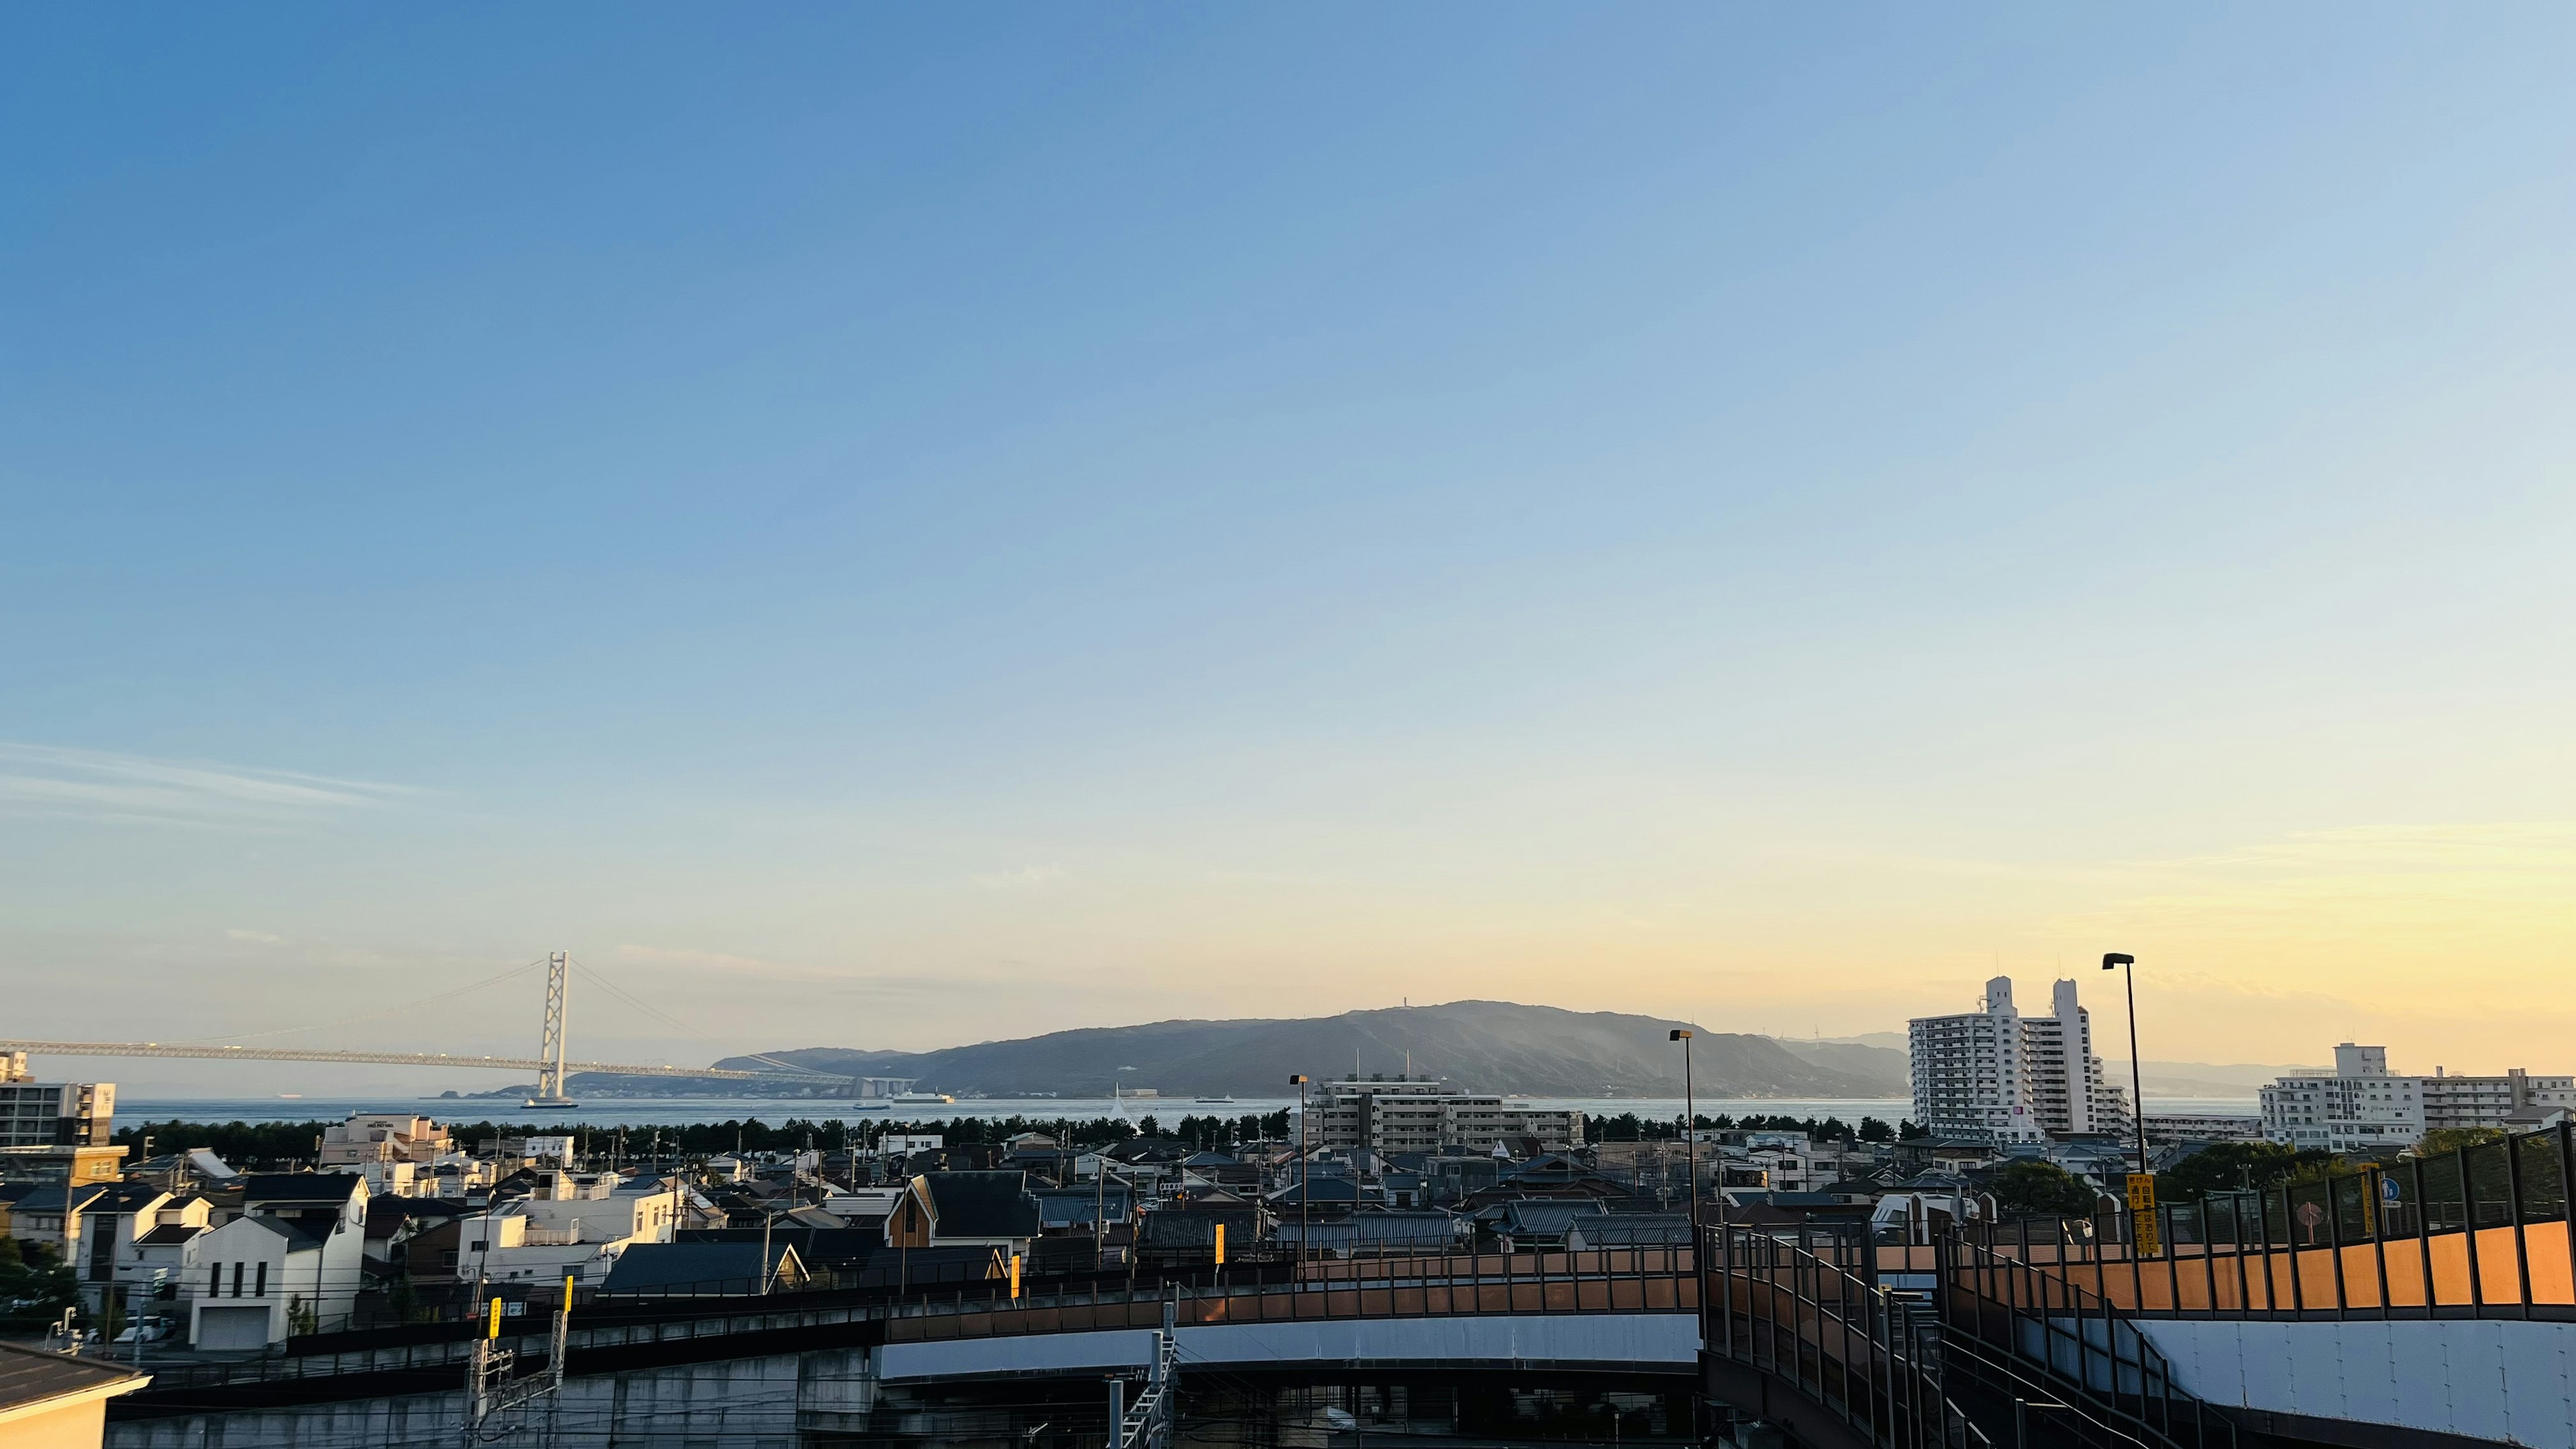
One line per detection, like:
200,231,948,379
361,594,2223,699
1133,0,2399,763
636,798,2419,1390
225,928,285,945
0,742,417,829
973,863,1065,890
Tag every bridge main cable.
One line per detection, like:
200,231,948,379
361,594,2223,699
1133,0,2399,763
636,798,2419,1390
0,1039,848,1083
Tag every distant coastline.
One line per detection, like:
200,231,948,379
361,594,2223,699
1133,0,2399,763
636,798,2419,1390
115,1091,2261,1129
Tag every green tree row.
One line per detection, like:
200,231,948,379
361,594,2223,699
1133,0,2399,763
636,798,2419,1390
1588,1112,1919,1144
111,1110,1301,1167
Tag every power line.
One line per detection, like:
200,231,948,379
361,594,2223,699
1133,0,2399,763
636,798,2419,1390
568,957,810,1077
169,958,553,1044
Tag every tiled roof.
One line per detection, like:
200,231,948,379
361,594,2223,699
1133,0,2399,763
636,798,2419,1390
918,1172,1040,1238
600,1242,802,1294
0,1342,148,1413
243,1173,363,1203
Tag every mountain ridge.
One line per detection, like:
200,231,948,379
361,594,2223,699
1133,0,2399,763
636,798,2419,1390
699,1000,1913,1099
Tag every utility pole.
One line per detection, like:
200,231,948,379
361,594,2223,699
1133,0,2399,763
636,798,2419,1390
462,1279,573,1446
1670,1029,1699,1240
1094,1149,1112,1273
1289,1075,1311,1267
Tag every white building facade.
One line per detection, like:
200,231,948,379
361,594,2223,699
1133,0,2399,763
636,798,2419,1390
319,1114,451,1167
1303,1078,1585,1154
1909,977,2127,1144
0,1055,115,1148
2261,1046,2575,1148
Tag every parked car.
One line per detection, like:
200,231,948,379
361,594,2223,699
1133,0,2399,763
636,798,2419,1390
114,1316,177,1344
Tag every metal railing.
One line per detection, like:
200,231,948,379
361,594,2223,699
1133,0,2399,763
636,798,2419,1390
890,1246,1699,1342
124,1247,1703,1397
1956,1121,2576,1320
1937,1236,2233,1449
1707,1226,1988,1449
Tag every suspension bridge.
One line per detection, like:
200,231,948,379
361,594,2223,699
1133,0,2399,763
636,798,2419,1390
0,951,853,1095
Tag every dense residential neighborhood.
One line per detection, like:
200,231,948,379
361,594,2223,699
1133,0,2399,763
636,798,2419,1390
9,1028,2566,1358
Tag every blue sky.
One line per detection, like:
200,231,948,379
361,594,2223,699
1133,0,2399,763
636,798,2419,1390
7,7,2575,1092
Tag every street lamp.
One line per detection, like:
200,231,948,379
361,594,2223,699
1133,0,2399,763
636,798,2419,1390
1289,1075,1310,1266
2101,954,2147,1178
1668,1030,1699,1240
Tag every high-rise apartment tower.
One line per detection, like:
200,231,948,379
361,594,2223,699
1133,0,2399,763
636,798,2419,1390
1908,977,2127,1143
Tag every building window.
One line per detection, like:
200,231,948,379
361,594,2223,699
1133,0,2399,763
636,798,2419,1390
232,1262,244,1298
210,1263,223,1298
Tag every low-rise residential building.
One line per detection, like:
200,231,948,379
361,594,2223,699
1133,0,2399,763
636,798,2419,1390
405,1173,680,1288
477,1136,576,1168
599,1241,807,1297
1564,1213,1692,1252
178,1174,371,1346
319,1114,453,1167
356,1161,421,1198
121,1194,217,1307
1032,1185,1132,1236
73,1185,174,1303
2261,1044,2423,1150
1133,1203,1263,1267
1277,1211,1465,1258
2143,1114,2263,1143
186,1214,328,1348
2420,1067,2576,1132
1301,1077,1585,1155
0,1145,127,1190
4,1183,108,1260
885,1172,1041,1258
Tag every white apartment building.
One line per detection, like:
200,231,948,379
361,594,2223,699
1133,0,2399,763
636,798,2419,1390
2260,1044,2422,1151
1909,977,2127,1144
434,1173,684,1288
2422,1067,2576,1131
318,1114,452,1167
0,1055,115,1148
2261,1046,2575,1149
1302,1077,1585,1155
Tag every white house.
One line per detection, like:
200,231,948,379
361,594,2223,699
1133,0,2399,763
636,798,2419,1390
186,1173,368,1348
108,1191,212,1318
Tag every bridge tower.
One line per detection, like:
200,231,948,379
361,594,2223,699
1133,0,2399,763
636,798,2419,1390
529,951,574,1108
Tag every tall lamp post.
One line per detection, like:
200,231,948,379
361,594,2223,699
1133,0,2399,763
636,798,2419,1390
1668,1029,1699,1239
1289,1075,1310,1267
2102,953,2148,1177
